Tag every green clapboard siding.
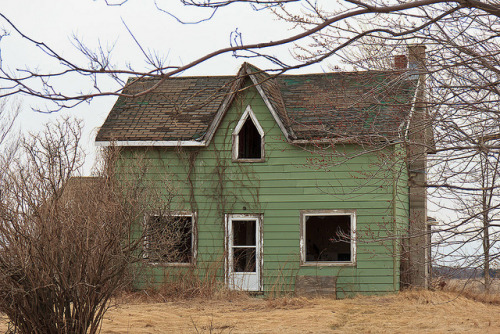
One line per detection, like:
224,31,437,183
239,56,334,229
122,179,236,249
121,85,410,297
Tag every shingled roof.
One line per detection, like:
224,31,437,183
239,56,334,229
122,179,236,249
95,63,419,146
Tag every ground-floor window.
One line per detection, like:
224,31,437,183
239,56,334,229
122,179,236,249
300,210,356,265
144,212,195,265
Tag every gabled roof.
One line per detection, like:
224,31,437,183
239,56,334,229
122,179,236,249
96,63,419,146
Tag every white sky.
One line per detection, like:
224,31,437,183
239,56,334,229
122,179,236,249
1,0,329,173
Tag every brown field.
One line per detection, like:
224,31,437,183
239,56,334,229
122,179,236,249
1,289,500,333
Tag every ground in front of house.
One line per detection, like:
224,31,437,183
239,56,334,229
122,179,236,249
1,290,499,333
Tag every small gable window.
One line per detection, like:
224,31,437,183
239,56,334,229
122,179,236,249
233,106,265,162
239,118,261,159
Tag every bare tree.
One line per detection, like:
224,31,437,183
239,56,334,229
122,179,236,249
447,144,500,290
1,1,500,111
2,0,500,287
0,118,153,334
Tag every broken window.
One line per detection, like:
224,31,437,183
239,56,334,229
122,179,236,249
145,214,194,264
233,106,264,162
238,118,262,159
301,211,356,264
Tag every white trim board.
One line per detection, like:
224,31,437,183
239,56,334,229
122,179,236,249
95,140,207,147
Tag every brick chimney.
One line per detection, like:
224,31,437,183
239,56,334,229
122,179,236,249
394,54,408,69
394,46,426,71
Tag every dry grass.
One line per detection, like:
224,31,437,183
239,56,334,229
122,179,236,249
265,296,311,309
2,288,500,333
115,284,249,304
124,258,241,302
441,278,500,304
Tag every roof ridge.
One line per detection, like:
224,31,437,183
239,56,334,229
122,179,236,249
279,69,409,77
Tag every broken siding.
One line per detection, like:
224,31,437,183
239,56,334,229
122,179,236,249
122,85,409,297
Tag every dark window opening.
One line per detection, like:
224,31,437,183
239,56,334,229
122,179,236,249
238,117,261,159
305,215,351,262
232,220,257,272
232,220,256,246
233,248,256,272
146,215,192,263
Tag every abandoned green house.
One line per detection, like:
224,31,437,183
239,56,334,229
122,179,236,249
95,47,432,298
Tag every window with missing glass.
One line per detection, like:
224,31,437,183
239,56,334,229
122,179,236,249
238,118,262,159
300,211,356,265
144,213,194,265
232,106,265,162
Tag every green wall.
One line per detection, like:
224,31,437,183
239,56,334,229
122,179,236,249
120,84,410,297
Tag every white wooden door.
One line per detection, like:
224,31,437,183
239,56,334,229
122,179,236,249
226,214,261,291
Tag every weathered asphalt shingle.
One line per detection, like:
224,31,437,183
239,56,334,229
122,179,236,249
96,76,235,142
96,63,417,143
276,71,417,140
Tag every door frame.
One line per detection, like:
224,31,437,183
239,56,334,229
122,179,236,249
225,213,263,291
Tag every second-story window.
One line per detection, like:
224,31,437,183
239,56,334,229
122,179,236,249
239,117,261,159
233,106,265,162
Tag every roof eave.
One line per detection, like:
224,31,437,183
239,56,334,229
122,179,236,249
95,140,207,147
291,136,403,145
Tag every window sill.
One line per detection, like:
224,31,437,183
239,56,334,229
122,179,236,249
232,158,265,163
300,261,356,267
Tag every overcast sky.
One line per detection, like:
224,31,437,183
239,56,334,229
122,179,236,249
1,1,329,173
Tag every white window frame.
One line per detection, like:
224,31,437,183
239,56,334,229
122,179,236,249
300,210,356,266
143,211,197,267
232,105,265,162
